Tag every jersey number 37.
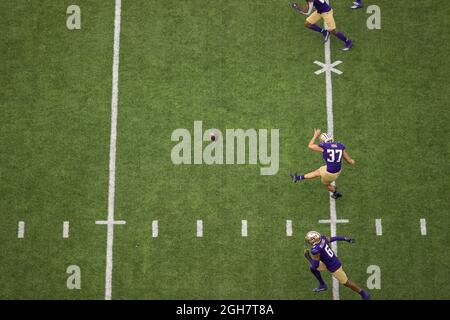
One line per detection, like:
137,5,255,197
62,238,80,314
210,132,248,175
326,149,343,162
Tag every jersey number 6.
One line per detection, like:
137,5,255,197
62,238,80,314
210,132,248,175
325,244,334,258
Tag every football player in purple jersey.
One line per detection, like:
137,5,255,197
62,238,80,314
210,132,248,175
290,129,355,199
304,231,370,300
290,0,353,51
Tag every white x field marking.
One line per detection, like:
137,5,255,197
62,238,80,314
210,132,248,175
314,60,343,75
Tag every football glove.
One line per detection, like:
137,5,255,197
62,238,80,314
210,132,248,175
345,237,355,244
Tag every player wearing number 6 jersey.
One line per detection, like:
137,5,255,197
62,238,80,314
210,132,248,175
290,129,355,199
304,231,370,300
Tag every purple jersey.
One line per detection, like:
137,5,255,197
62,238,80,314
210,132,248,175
319,141,346,173
311,236,341,272
310,0,332,14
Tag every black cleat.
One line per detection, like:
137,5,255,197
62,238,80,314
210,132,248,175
331,191,342,199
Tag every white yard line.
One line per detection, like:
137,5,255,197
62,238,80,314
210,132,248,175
324,40,335,139
95,0,124,301
327,192,341,301
241,220,248,237
18,221,25,238
286,220,293,237
375,219,383,236
324,38,340,302
107,0,122,227
152,220,159,238
197,220,203,237
420,218,427,235
323,3,340,299
63,221,70,238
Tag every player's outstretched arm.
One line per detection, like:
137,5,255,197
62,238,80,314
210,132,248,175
290,1,313,16
308,128,324,152
343,150,355,165
290,2,304,13
327,236,355,243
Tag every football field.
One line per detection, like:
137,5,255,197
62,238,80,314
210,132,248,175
0,0,449,300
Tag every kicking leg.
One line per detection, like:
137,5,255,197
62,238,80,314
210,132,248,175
304,169,321,179
290,168,321,183
344,279,370,300
333,268,370,300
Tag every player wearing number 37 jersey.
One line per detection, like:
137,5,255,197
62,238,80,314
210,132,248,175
304,231,370,300
290,129,355,199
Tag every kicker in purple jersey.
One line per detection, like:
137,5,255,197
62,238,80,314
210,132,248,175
319,141,346,173
311,236,341,272
310,0,332,14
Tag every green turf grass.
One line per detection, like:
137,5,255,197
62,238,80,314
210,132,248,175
0,0,449,299
0,0,115,298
